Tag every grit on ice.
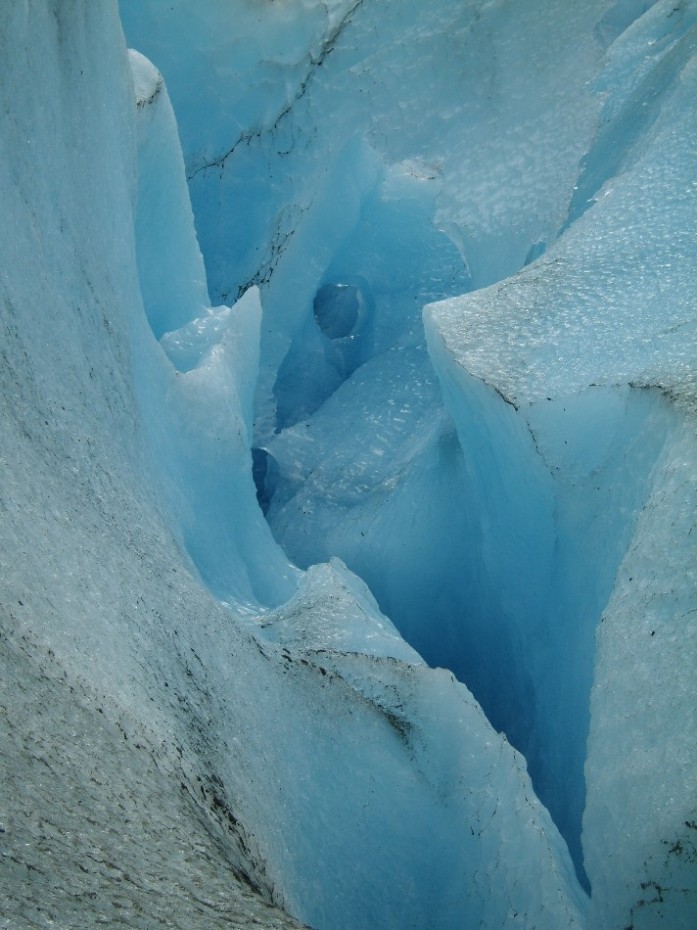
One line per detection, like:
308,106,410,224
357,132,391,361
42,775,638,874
1,1,696,929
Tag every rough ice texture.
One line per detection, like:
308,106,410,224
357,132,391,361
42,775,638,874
0,632,307,930
584,420,697,930
254,562,588,930
0,5,300,928
425,1,697,410
118,0,660,900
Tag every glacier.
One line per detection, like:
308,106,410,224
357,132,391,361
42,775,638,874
1,1,696,929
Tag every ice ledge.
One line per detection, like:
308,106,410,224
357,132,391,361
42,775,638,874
259,557,424,663
129,47,163,109
423,28,697,411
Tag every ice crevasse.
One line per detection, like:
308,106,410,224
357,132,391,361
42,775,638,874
0,1,695,929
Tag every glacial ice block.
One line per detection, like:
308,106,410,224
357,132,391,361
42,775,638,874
121,0,607,445
156,286,300,608
584,419,697,930
5,12,582,926
4,1,696,928
120,0,606,297
423,18,697,409
424,5,697,920
0,5,303,927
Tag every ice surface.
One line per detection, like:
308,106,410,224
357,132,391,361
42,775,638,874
0,6,294,928
3,0,696,928
0,5,298,925
252,562,588,930
151,283,300,608
121,0,696,922
260,559,423,662
425,2,697,409
584,421,697,930
0,631,307,930
127,47,299,609
120,0,605,442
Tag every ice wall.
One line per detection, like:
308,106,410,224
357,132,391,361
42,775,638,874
129,47,298,609
4,0,696,927
0,4,299,927
130,48,210,339
117,4,607,872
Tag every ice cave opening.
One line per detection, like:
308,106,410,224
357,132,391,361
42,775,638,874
272,276,375,430
313,281,364,341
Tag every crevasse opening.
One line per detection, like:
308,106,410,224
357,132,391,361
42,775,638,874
120,0,697,920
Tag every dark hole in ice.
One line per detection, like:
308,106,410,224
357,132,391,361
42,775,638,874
252,448,279,515
313,282,360,339
273,277,374,431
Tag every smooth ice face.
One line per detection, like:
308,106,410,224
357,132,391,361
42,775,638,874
128,48,299,609
130,49,210,338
